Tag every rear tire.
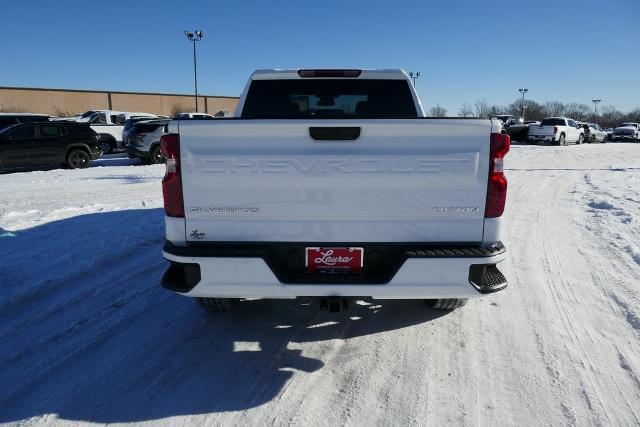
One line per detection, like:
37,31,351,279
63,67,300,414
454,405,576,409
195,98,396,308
149,145,165,164
558,134,566,146
426,298,468,310
198,297,240,313
66,149,91,169
576,134,584,145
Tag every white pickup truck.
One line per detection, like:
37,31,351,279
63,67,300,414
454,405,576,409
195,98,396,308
160,69,509,312
528,117,585,145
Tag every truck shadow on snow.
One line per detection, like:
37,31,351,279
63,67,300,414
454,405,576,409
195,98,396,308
0,209,450,423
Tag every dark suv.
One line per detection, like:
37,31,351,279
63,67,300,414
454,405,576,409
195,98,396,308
0,122,102,170
0,113,50,131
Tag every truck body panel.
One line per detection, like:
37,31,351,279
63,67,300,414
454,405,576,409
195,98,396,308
179,119,494,243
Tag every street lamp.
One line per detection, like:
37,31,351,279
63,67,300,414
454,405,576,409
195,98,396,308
518,88,529,121
592,99,602,118
184,30,204,112
408,71,420,87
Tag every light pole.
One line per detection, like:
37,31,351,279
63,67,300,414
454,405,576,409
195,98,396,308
409,71,420,87
518,88,529,121
184,30,204,112
592,99,601,119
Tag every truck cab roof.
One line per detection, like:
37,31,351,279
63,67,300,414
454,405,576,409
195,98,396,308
236,68,425,117
250,69,412,80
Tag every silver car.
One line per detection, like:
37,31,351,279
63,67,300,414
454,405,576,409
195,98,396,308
126,119,169,164
582,123,608,143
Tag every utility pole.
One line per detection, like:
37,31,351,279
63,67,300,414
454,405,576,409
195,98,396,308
184,30,204,112
592,99,602,119
518,88,529,121
409,71,420,87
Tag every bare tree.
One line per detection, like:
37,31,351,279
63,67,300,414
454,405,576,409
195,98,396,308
508,99,545,121
170,103,188,117
458,103,474,117
488,105,505,116
544,101,565,117
564,103,591,122
53,108,80,118
474,100,490,118
0,106,26,113
428,105,448,117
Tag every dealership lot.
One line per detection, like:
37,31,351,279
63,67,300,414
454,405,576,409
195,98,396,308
0,144,639,425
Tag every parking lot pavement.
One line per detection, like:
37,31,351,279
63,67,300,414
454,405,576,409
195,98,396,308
0,144,639,425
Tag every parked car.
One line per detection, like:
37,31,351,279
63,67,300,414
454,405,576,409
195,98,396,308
493,115,521,125
126,119,169,164
612,122,640,142
492,115,528,142
62,110,157,153
604,127,614,140
528,117,585,145
160,68,509,313
0,122,101,170
0,113,50,131
582,123,607,143
172,112,216,120
122,116,161,146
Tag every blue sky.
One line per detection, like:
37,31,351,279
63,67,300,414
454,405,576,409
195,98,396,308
1,0,639,114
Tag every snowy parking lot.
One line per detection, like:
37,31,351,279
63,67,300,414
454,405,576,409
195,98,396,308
1,144,639,425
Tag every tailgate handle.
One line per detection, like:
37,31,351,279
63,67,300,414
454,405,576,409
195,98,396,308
309,127,360,141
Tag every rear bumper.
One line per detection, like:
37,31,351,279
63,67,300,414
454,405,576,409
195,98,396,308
528,135,556,143
162,241,508,299
612,135,635,141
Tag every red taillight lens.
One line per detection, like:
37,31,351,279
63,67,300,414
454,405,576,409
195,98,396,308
160,133,184,218
485,133,510,218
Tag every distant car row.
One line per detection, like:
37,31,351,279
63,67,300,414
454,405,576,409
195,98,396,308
494,114,639,145
53,109,228,153
0,109,229,170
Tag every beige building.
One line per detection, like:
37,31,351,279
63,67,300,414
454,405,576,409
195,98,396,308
0,86,239,117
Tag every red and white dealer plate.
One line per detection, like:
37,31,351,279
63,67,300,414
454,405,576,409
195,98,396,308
305,247,364,273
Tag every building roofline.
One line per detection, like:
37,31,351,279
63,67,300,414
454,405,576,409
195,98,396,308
0,86,239,99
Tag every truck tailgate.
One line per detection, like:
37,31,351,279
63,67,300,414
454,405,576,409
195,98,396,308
179,119,493,243
528,125,555,136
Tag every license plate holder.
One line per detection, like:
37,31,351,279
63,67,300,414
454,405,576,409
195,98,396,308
305,247,363,273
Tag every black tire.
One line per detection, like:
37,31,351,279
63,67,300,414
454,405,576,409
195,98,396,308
576,134,584,145
66,149,91,169
558,134,566,146
149,145,165,164
198,297,240,313
590,135,596,144
426,298,468,310
602,135,607,143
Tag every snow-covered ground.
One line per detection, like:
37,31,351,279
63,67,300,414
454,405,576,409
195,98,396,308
1,145,639,426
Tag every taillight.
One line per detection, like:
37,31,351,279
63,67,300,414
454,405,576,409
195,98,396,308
298,69,362,78
485,133,510,218
160,133,184,217
553,126,558,134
